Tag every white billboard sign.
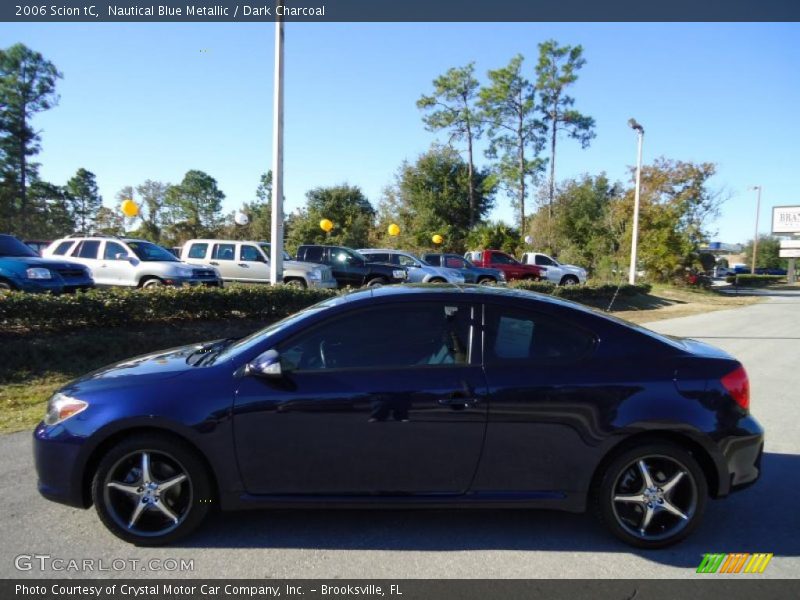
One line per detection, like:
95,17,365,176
779,249,800,258
780,240,800,249
772,206,800,234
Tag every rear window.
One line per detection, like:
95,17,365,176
212,244,235,261
302,246,324,262
188,243,208,259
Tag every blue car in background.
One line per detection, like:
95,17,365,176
422,252,506,285
0,234,94,293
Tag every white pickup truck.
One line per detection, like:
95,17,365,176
520,252,587,285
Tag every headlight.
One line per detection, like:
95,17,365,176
393,269,406,279
44,393,88,426
26,267,52,280
308,269,322,280
175,267,194,278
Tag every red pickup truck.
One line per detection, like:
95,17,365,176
465,250,544,281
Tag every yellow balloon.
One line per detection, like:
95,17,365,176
121,199,139,218
319,218,334,233
387,223,400,236
432,234,444,245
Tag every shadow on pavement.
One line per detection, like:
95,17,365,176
178,452,799,568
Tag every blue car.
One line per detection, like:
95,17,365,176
422,252,506,285
34,285,762,548
0,234,93,293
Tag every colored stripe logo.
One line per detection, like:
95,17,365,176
697,553,773,574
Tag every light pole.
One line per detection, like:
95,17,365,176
628,118,644,284
269,16,285,286
750,185,762,274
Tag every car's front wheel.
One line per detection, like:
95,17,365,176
92,433,212,546
595,442,707,548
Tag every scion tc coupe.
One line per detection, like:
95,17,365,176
34,285,763,547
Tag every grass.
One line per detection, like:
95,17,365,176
0,284,763,434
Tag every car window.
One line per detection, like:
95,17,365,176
241,245,264,262
302,246,323,262
188,243,208,259
103,241,127,260
212,243,236,261
126,241,179,262
72,240,100,259
490,253,516,265
486,305,595,364
424,255,441,266
363,252,389,263
535,255,554,266
51,241,74,256
278,302,473,372
334,248,364,264
397,254,419,267
445,256,466,269
259,244,291,261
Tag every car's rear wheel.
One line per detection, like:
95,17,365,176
428,277,446,283
140,277,164,289
0,280,14,293
92,433,212,546
560,275,580,286
595,442,707,548
477,277,495,286
285,278,306,288
367,277,388,287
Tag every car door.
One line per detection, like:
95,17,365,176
99,241,133,286
237,244,270,283
330,247,366,287
472,301,624,496
233,300,488,495
68,240,103,281
209,242,238,280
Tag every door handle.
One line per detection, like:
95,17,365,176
210,261,219,266
238,263,249,267
437,396,479,408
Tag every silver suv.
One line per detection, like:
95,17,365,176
44,235,222,288
358,249,465,284
181,239,337,289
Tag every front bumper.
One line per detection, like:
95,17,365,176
12,275,94,294
33,423,89,508
169,276,223,287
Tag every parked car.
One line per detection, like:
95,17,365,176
24,240,52,256
181,239,337,289
43,235,221,288
422,252,505,285
295,244,407,287
33,285,763,547
0,234,94,294
520,252,587,285
358,249,464,284
465,249,544,281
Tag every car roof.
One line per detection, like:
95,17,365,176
183,239,268,245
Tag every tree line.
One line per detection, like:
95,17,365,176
1,41,725,281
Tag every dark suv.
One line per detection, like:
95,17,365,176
0,234,94,293
296,245,407,287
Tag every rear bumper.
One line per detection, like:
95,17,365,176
719,415,764,496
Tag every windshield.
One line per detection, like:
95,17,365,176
259,243,292,261
126,241,179,262
213,296,344,363
0,235,38,258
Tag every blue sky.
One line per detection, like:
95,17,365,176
1,22,798,243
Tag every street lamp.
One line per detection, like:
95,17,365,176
628,118,644,284
269,16,285,285
750,186,762,275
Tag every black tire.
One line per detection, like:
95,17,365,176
428,277,446,283
477,277,495,286
140,277,164,289
594,442,707,549
92,433,212,546
560,275,580,286
0,280,13,293
285,278,307,288
366,277,388,287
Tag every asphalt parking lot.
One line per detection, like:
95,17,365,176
1,290,797,579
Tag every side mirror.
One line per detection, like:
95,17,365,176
246,349,283,379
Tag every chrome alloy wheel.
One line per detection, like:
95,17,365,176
103,450,192,537
611,455,698,542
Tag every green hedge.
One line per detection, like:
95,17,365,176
508,280,652,300
725,274,785,287
0,285,337,331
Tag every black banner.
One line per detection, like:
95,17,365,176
4,580,800,600
3,0,800,23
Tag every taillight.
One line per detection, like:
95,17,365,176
721,366,750,411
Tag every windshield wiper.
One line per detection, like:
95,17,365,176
186,338,239,366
